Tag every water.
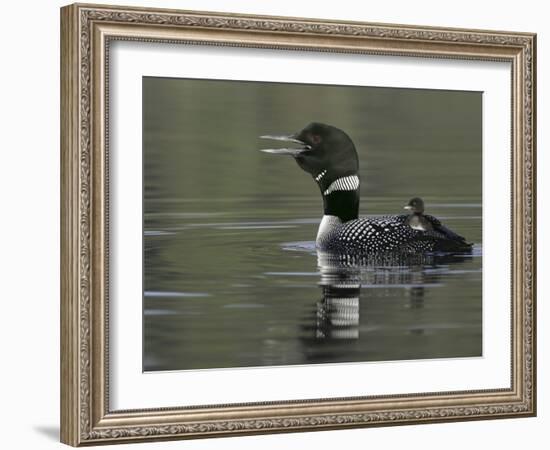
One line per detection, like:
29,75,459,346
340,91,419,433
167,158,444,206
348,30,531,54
143,77,482,372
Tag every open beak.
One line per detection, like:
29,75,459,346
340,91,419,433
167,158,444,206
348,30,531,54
403,205,413,211
259,134,311,156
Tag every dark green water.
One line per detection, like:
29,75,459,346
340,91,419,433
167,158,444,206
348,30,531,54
143,77,482,372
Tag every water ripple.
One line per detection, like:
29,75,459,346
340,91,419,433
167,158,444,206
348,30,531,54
144,291,211,298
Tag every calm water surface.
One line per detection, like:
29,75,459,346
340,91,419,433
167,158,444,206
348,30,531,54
143,198,482,371
143,78,482,371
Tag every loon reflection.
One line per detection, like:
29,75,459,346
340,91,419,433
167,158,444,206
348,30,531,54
305,249,473,346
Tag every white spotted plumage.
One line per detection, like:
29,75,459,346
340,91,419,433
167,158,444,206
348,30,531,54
316,214,448,254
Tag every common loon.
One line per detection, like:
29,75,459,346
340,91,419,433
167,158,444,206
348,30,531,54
260,122,472,254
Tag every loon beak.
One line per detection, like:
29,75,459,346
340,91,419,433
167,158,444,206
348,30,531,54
259,134,311,156
403,205,413,210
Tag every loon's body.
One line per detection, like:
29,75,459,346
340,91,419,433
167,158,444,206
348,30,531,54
260,123,472,254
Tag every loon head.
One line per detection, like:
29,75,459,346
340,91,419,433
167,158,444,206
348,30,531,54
260,123,360,222
260,122,359,189
404,197,425,214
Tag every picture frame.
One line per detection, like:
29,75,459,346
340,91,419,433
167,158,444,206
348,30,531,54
60,2,536,446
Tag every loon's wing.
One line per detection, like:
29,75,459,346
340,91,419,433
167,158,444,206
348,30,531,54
423,214,467,242
336,216,430,253
419,229,473,252
379,214,409,225
383,215,472,252
334,215,472,254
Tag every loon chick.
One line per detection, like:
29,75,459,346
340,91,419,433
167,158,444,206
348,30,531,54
260,122,472,254
404,197,432,231
404,197,469,243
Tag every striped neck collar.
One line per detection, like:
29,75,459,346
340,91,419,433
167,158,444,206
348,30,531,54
323,175,360,196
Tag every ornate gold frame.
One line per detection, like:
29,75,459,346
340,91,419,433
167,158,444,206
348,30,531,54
60,3,536,446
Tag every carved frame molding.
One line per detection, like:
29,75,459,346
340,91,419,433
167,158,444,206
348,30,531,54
61,3,536,446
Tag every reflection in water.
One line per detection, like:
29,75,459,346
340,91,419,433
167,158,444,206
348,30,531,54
300,250,476,364
316,258,361,340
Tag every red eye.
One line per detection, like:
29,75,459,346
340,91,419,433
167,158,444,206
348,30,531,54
311,134,321,145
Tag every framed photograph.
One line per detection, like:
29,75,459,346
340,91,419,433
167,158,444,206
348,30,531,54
60,3,536,446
